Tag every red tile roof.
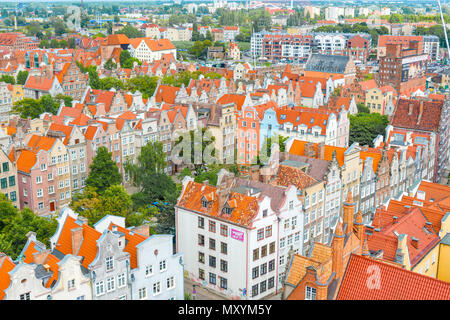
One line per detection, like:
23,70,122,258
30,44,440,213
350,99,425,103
391,98,444,132
107,223,147,269
0,254,15,300
337,254,450,300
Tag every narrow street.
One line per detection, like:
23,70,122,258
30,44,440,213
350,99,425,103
184,278,227,300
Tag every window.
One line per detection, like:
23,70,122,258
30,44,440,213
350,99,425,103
268,277,274,289
261,245,267,257
0,178,7,189
68,279,75,290
159,260,167,272
252,266,259,279
252,284,259,297
220,259,228,272
145,265,153,277
153,282,161,295
257,228,264,241
279,255,285,265
106,277,115,292
220,224,228,237
199,251,205,263
209,273,216,285
209,221,216,233
260,263,267,275
209,238,216,250
95,281,105,296
48,173,53,181
106,256,114,271
198,234,205,246
167,276,175,289
37,188,43,198
8,176,15,187
199,269,205,280
305,286,316,300
80,163,85,172
139,287,147,300
209,256,216,268
269,242,275,254
260,280,267,293
20,292,30,300
265,226,272,238
221,242,228,255
280,237,286,248
253,248,259,261
220,277,228,290
198,217,204,229
2,162,8,172
268,259,275,272
118,273,126,287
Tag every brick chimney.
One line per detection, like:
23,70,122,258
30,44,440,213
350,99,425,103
424,221,433,233
408,103,414,116
210,104,216,122
249,165,260,182
332,222,345,279
33,249,51,265
417,100,424,125
354,210,364,248
318,142,325,160
133,224,150,237
71,227,84,255
305,142,315,158
343,191,355,235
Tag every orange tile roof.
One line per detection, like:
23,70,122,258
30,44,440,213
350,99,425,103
0,254,15,300
337,254,450,300
70,113,91,126
177,180,260,228
16,149,37,173
216,94,246,111
154,84,180,104
54,216,102,269
49,123,73,145
276,165,318,190
107,223,147,269
84,125,98,141
288,139,346,166
27,135,57,152
24,75,55,92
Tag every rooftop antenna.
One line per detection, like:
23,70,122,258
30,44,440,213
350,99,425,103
437,0,450,62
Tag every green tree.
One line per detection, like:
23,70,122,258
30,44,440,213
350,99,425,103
0,74,15,84
115,24,144,38
125,75,159,99
85,146,122,193
54,94,73,107
357,103,370,113
54,19,67,36
104,58,117,70
349,113,389,147
68,37,77,49
16,70,29,85
0,195,57,259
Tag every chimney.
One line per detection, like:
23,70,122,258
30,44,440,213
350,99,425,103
361,145,369,152
411,237,419,249
249,165,260,182
133,224,150,237
71,227,84,256
33,249,51,265
210,104,216,121
305,142,315,158
425,221,433,233
417,100,424,125
393,216,398,224
332,222,345,279
77,216,89,225
318,142,325,160
343,192,355,235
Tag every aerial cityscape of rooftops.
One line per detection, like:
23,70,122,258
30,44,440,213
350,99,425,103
0,0,448,303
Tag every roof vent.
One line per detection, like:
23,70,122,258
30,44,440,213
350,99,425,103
411,237,419,249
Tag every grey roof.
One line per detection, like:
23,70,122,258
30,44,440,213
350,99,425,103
34,264,52,280
305,54,350,74
441,233,450,246
281,159,309,170
51,249,66,260
235,178,287,213
284,154,329,182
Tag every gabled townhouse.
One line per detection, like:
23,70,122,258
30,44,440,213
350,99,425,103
237,104,261,164
390,98,449,184
257,102,280,149
128,38,177,63
277,107,349,148
83,122,110,171
12,135,69,216
204,103,236,164
19,232,91,300
0,82,13,123
56,61,88,101
23,74,63,100
48,123,88,195
0,148,19,208
176,168,303,300
95,215,184,300
282,193,365,300
287,140,363,215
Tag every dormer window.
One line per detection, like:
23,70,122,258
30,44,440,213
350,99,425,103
202,199,208,208
223,206,233,214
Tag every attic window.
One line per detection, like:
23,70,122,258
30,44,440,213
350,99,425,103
223,206,233,215
310,118,314,123
201,198,208,208
280,114,286,120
